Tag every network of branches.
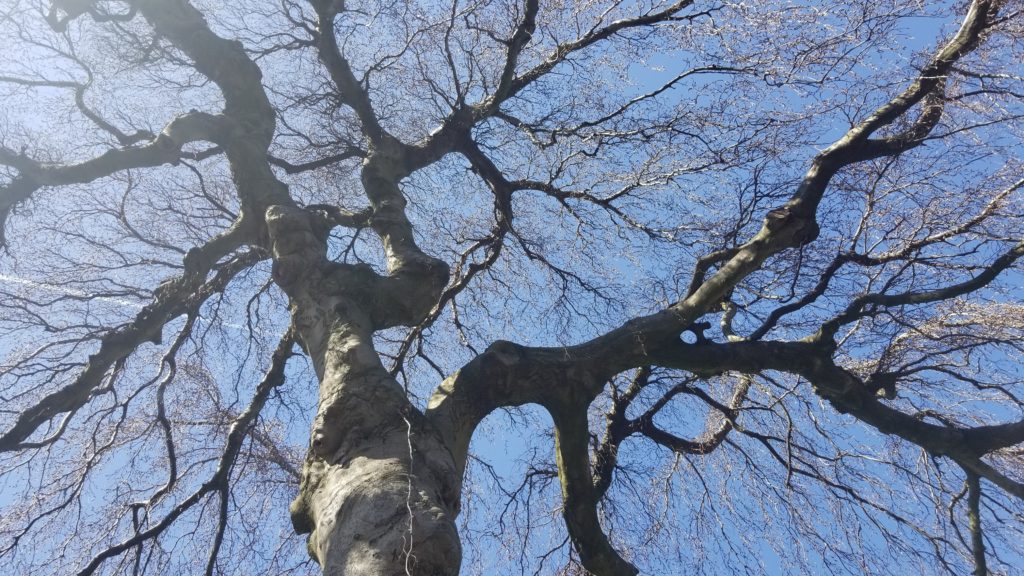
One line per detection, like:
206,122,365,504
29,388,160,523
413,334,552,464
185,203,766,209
1,0,1023,575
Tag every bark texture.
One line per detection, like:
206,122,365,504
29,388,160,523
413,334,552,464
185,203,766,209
267,203,460,574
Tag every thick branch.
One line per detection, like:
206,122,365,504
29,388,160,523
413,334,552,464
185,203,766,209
553,406,638,576
966,470,988,576
310,1,388,144
429,335,1024,534
488,0,539,107
832,0,997,154
136,0,291,218
569,0,1001,363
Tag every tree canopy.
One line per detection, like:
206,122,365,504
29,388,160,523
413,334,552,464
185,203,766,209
1,0,1023,574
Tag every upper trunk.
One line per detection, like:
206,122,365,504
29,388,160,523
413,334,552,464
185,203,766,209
266,203,461,575
287,306,462,575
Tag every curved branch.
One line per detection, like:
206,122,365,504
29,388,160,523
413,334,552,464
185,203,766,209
408,1,706,170
498,1,699,109
817,240,1024,342
267,148,365,174
135,0,292,217
72,328,295,576
553,406,638,576
636,375,751,456
488,0,539,107
0,111,224,247
0,240,262,452
965,469,988,576
310,0,388,144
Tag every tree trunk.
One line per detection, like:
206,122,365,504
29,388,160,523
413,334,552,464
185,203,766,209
288,310,461,575
266,203,461,575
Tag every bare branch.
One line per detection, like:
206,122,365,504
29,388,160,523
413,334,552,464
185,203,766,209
0,243,262,452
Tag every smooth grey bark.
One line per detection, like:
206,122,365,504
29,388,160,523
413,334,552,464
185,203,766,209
266,178,460,574
288,308,461,575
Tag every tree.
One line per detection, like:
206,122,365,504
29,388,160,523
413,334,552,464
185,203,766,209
1,0,1023,574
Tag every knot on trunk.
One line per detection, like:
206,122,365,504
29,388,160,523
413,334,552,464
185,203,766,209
764,205,820,246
